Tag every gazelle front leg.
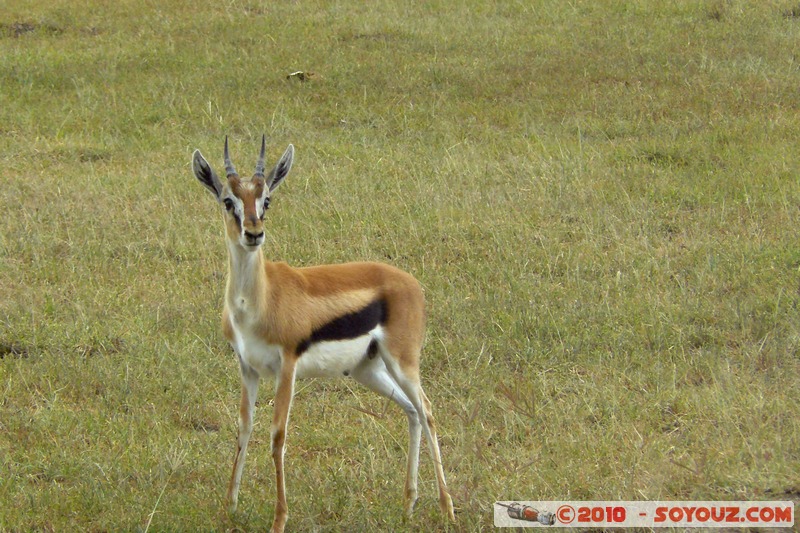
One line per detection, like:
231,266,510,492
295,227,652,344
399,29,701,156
227,357,260,512
270,353,298,533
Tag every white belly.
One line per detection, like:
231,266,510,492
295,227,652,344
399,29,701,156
296,334,374,378
231,322,382,380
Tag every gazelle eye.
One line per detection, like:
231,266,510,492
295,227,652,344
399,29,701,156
223,199,234,211
258,199,270,221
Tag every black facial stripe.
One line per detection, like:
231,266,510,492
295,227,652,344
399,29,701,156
296,299,387,356
223,198,243,227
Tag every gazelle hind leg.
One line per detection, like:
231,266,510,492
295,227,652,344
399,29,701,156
227,359,259,512
376,343,455,521
352,356,422,515
419,387,455,520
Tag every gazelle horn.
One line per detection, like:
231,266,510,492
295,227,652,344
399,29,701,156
224,135,237,177
254,134,266,178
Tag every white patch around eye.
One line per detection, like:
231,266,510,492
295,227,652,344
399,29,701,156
225,196,245,221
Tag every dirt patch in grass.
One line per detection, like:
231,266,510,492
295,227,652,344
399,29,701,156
0,341,31,359
0,21,63,37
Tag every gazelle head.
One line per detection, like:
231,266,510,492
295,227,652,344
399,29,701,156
192,136,294,251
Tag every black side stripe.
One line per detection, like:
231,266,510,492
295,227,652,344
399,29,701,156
296,299,387,355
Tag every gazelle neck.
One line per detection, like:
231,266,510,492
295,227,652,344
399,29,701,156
225,240,269,307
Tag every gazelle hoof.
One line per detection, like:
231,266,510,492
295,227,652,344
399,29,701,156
404,497,418,517
440,494,455,521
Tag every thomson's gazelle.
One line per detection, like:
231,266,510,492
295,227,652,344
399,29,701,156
191,137,455,532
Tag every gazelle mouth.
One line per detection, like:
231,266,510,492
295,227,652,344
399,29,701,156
243,240,263,250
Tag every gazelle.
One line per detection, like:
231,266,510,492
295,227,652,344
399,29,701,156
191,136,455,532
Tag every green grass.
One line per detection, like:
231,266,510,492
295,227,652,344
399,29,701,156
2,0,799,530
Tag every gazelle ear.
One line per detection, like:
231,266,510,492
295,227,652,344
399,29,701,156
266,144,294,193
192,149,223,199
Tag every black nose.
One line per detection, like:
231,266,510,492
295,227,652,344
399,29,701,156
244,231,264,243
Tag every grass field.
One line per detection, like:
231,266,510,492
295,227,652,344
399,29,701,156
1,0,799,531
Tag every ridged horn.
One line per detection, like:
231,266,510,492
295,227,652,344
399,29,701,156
224,135,237,177
254,134,266,178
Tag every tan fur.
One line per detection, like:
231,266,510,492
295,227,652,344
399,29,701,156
223,259,424,356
